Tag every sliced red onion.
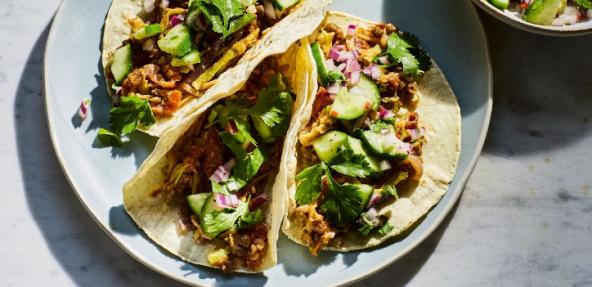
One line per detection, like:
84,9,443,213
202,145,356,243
326,82,341,94
209,159,236,183
160,0,170,9
367,192,382,208
378,106,394,119
377,56,390,65
78,99,90,121
347,24,357,36
215,193,240,209
170,14,185,27
250,194,268,209
144,0,156,13
263,0,277,20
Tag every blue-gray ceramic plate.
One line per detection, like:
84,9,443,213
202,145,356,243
44,1,492,286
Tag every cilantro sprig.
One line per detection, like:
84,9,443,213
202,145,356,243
575,0,592,9
97,95,156,147
377,32,431,77
190,0,256,38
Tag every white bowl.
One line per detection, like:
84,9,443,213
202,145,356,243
473,0,592,36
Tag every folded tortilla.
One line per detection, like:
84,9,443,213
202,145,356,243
123,40,313,272
281,12,462,251
102,0,328,137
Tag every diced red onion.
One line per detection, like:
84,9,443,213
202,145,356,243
215,193,240,209
377,56,390,65
347,70,360,86
378,106,394,119
250,194,268,209
347,24,357,36
144,0,156,13
78,99,90,121
364,207,378,222
209,159,236,183
160,0,169,9
336,63,346,72
170,14,185,27
337,51,355,63
329,46,343,61
327,82,340,94
263,0,277,20
367,192,382,208
325,59,336,71
226,120,238,135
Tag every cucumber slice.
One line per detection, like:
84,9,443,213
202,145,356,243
171,49,202,67
157,24,193,57
199,193,219,218
187,193,210,217
313,131,349,162
111,44,133,85
524,0,562,25
488,0,510,9
346,137,389,174
273,0,300,10
330,75,379,120
311,42,330,86
133,23,161,40
360,125,410,160
352,183,374,207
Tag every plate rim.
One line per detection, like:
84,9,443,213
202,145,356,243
43,1,493,286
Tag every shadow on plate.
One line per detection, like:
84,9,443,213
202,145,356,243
16,21,184,287
479,11,592,156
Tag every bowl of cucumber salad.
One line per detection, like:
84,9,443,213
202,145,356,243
474,0,592,35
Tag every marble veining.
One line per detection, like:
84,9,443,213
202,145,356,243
1,0,591,286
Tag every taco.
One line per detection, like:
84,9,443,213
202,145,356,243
100,0,327,144
122,41,312,272
280,12,461,255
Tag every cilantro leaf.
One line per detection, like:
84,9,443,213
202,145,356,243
97,95,155,147
295,163,324,205
329,149,373,178
318,168,373,226
248,74,294,143
237,208,264,229
192,0,255,38
575,0,592,8
97,128,122,147
212,148,265,194
201,201,247,238
382,32,431,77
358,221,375,236
381,184,399,200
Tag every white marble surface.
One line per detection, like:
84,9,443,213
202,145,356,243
2,0,592,286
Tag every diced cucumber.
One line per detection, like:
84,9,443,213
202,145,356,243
171,49,202,67
352,183,374,207
273,0,300,10
111,44,133,85
330,75,379,120
157,24,193,57
524,0,562,25
133,23,161,40
187,193,210,217
311,42,330,86
360,125,410,161
346,137,389,174
488,0,510,9
313,131,349,162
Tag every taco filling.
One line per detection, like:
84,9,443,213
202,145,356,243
101,0,302,144
291,21,431,255
153,58,293,272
